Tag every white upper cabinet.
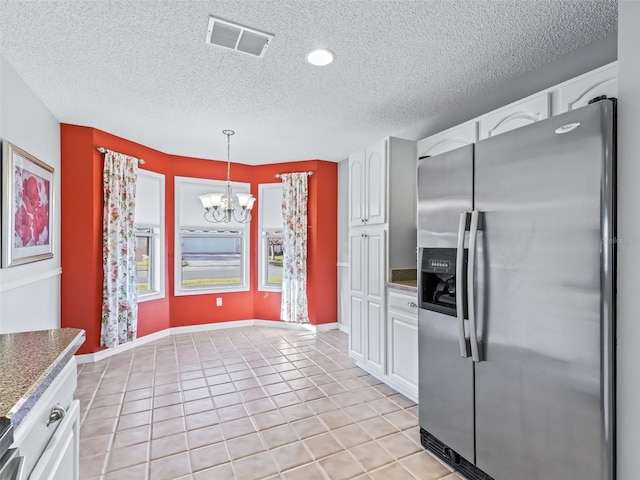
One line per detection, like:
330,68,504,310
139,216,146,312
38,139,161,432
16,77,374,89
418,120,478,158
349,139,387,227
556,62,618,114
419,62,618,151
478,92,550,140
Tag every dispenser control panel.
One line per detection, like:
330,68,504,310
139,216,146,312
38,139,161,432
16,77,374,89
429,259,450,269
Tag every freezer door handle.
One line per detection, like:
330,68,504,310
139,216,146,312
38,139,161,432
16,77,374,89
468,210,481,363
457,212,470,358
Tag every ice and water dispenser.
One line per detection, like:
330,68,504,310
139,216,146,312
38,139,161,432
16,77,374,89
420,248,467,318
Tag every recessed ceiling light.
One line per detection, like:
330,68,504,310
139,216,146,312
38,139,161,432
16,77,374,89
306,48,335,67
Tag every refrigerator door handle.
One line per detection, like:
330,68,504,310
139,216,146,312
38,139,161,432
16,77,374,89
468,210,481,363
457,212,470,358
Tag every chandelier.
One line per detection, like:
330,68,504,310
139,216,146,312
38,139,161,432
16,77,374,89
198,129,255,223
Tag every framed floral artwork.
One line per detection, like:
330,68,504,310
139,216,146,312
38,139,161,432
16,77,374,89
2,142,54,267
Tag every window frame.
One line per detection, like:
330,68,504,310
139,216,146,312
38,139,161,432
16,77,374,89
135,170,165,303
258,183,285,292
174,176,251,296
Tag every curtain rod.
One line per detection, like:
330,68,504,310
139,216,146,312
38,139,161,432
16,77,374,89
274,171,313,178
97,147,145,164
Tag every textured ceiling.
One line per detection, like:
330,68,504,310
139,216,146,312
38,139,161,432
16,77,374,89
0,1,617,165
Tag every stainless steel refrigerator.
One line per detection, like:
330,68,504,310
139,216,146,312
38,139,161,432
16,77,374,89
417,98,615,480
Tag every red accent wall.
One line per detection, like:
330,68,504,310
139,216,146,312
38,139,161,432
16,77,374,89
61,125,337,354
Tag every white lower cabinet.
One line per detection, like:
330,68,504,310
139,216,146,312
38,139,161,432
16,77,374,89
12,357,79,480
349,285,419,402
386,289,419,401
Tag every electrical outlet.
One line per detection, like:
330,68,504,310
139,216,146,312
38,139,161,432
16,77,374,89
216,297,222,307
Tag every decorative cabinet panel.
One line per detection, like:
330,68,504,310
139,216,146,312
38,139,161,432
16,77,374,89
478,92,550,140
348,150,366,227
387,289,419,401
418,121,478,158
349,295,365,362
556,62,618,113
348,139,387,227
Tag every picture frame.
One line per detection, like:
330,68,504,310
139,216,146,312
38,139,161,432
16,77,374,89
2,142,54,267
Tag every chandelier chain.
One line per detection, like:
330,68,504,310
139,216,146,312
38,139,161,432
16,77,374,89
226,131,231,182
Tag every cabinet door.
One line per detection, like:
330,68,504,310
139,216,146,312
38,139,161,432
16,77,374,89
364,139,387,226
348,151,366,227
388,308,418,399
557,62,617,114
349,295,365,362
365,300,385,375
364,230,386,374
29,399,80,480
417,121,477,157
479,92,550,139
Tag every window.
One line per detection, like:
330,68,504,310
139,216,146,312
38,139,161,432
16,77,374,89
134,170,165,302
258,183,284,291
175,176,250,295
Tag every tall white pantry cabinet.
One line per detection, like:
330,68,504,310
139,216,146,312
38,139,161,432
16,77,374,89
348,137,417,376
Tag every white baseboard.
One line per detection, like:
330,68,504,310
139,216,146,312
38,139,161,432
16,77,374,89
76,319,343,364
76,329,171,364
338,324,350,335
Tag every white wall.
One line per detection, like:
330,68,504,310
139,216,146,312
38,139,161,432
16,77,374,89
0,56,61,333
616,2,639,478
337,158,349,330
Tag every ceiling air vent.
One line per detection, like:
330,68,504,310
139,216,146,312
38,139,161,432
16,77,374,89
205,16,274,58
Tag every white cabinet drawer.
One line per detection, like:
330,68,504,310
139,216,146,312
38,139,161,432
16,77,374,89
29,399,79,480
12,358,77,479
388,290,418,315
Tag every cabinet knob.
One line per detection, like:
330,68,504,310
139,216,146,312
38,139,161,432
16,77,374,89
47,403,66,426
407,302,418,308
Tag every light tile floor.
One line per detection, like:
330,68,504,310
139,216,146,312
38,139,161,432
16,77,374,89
76,326,465,480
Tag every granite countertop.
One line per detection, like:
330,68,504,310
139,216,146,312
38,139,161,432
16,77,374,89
0,328,85,428
388,279,418,292
388,268,418,293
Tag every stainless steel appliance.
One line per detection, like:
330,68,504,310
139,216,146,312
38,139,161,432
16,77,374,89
417,98,615,480
0,449,23,480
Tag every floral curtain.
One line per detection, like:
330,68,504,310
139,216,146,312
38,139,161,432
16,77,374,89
101,150,139,348
280,172,310,323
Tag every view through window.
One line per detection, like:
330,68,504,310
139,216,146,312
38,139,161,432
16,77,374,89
180,231,243,288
